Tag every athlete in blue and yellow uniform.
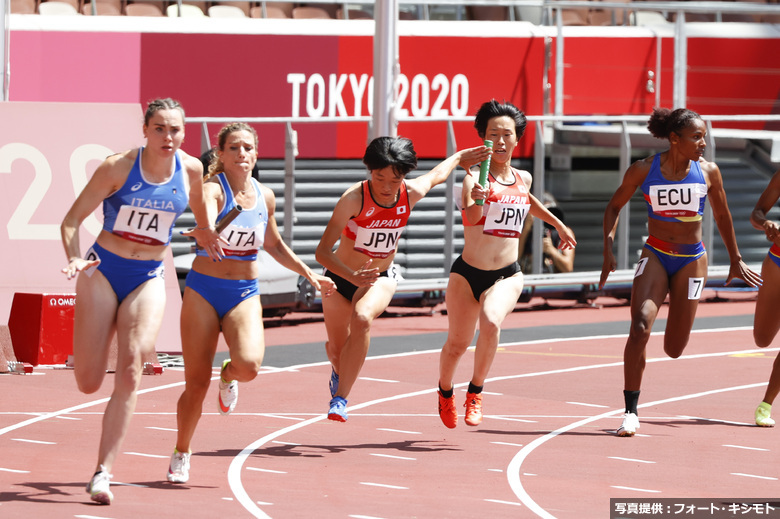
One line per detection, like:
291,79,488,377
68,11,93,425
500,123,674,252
600,107,762,437
61,98,221,505
748,169,780,427
316,136,488,422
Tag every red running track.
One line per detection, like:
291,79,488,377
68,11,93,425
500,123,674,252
1,293,778,518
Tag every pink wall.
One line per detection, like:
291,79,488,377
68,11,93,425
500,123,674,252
7,28,780,157
10,31,141,103
0,102,183,351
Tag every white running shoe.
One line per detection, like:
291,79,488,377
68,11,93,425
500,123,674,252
86,466,113,505
218,359,238,415
167,450,191,483
755,403,775,427
616,412,639,437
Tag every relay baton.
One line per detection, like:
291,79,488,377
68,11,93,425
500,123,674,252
475,140,493,206
215,204,243,233
190,204,243,252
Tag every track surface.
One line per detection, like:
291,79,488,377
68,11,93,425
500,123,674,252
2,292,779,518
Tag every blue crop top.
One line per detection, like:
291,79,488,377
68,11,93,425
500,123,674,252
641,153,707,223
102,147,189,246
195,173,269,261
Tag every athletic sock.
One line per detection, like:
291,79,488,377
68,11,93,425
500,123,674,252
467,382,483,395
623,390,640,415
438,385,453,399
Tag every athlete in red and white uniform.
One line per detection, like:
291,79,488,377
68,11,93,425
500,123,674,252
316,136,488,422
437,100,576,429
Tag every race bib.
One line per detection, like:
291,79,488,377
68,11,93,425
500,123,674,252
113,205,176,245
648,183,706,217
483,201,529,237
353,226,403,258
221,222,264,257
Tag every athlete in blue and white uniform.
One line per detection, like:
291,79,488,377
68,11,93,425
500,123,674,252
748,169,780,427
600,107,761,437
170,123,334,484
61,99,220,505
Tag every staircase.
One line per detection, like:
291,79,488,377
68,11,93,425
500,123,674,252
171,158,467,280
172,151,776,282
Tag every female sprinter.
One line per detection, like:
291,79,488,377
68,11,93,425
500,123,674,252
316,136,488,422
168,122,334,482
749,169,780,427
599,107,761,437
61,98,221,504
437,99,576,428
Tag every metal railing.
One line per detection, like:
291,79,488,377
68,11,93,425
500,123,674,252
189,113,780,294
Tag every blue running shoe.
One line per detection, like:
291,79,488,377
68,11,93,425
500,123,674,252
329,368,339,398
328,396,348,422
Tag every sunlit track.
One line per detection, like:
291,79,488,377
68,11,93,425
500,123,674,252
2,298,774,518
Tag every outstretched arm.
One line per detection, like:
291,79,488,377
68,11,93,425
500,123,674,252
262,186,334,296
406,145,491,207
751,169,780,247
598,160,646,289
706,162,762,288
181,154,224,260
60,154,125,280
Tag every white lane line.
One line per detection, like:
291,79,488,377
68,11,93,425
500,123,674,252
228,338,775,518
246,467,287,474
124,452,169,459
146,426,177,432
54,415,80,420
11,438,55,444
0,378,194,437
485,499,523,506
492,441,524,447
376,428,421,435
731,473,778,480
566,402,609,408
0,467,30,473
75,515,116,519
608,456,655,464
491,416,538,423
489,469,504,472
610,485,661,493
112,481,149,488
370,453,416,461
259,414,306,421
360,482,408,490
723,444,770,452
349,515,387,519
359,377,399,383
507,381,767,519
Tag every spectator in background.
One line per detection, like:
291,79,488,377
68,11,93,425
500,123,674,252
518,192,575,273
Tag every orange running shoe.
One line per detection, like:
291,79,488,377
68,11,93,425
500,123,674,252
438,390,457,429
464,392,483,426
